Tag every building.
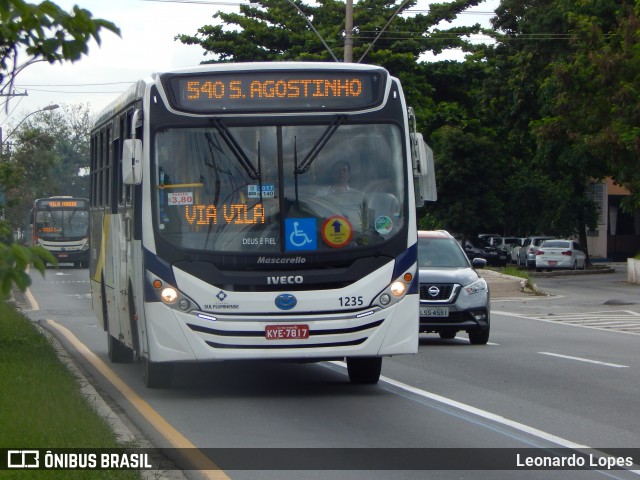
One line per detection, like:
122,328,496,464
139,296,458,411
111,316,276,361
586,179,640,261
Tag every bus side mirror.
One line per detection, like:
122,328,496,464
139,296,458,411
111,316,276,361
123,139,142,185
411,132,437,206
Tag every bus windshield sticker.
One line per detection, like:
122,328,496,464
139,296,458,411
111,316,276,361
374,216,393,235
284,218,317,251
242,237,276,247
321,216,353,248
248,184,275,199
167,192,194,206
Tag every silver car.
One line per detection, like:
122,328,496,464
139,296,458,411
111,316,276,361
418,230,490,344
517,236,555,269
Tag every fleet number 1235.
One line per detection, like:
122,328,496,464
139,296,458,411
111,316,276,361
339,296,364,307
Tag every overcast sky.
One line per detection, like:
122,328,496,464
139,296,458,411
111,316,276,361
1,0,496,129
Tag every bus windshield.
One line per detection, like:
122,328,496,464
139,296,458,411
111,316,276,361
154,122,405,253
35,208,89,240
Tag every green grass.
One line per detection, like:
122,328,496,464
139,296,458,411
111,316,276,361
0,301,139,479
498,265,529,279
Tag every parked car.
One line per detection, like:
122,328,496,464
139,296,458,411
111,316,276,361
461,237,509,267
489,236,522,263
478,233,501,244
509,237,526,264
535,239,586,271
517,236,555,269
418,230,490,344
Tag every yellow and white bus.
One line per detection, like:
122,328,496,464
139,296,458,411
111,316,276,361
89,62,435,388
30,196,90,268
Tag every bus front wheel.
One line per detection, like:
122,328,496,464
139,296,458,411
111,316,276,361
346,357,382,385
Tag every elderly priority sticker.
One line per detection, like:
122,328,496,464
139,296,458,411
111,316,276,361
321,216,353,248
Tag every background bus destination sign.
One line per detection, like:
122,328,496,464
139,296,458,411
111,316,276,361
164,70,385,112
40,199,86,208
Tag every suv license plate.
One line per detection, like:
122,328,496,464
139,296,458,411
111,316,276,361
265,324,310,340
420,307,449,317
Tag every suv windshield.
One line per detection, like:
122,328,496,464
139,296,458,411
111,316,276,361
154,123,405,253
418,238,469,268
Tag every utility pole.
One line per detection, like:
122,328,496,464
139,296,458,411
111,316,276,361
344,0,353,62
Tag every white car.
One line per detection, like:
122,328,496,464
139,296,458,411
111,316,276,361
489,236,523,263
535,239,587,271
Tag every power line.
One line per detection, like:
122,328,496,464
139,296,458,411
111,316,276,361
15,81,135,87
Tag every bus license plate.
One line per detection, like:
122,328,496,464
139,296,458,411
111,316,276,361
420,307,449,317
265,324,310,340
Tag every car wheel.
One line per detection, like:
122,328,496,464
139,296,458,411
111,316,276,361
439,330,457,340
347,357,382,384
468,328,489,345
536,268,542,272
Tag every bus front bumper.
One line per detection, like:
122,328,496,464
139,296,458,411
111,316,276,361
142,298,418,363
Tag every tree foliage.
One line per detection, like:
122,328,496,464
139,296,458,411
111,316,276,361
0,0,119,98
175,0,482,66
2,103,92,233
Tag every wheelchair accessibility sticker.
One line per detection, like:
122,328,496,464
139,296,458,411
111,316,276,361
321,216,353,248
285,218,317,251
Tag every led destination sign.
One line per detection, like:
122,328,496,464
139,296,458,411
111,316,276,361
164,70,386,112
37,199,88,209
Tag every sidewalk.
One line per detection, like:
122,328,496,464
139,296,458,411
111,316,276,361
479,269,532,298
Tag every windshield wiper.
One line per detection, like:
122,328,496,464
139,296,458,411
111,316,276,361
294,115,345,175
211,119,260,180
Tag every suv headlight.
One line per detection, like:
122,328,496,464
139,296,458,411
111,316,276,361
463,278,488,295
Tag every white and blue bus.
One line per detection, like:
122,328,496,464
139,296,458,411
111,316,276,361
90,62,435,388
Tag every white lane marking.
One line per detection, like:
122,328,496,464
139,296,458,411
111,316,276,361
455,336,500,345
379,371,588,448
493,309,640,336
331,361,589,447
539,352,629,368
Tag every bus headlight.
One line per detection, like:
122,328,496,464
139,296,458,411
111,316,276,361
390,280,407,297
161,287,179,304
147,270,199,313
374,269,414,308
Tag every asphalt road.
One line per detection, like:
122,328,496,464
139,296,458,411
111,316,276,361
14,263,640,480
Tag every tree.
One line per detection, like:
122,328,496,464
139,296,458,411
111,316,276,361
533,1,640,212
1,0,119,102
0,1,118,299
2,104,93,233
175,0,482,105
